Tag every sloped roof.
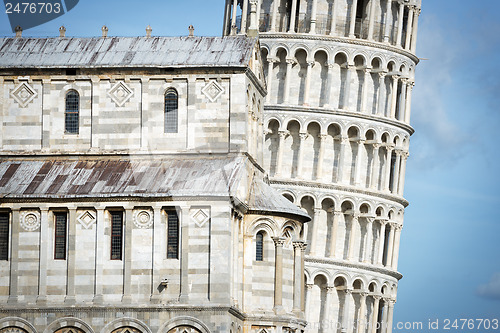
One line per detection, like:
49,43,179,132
0,36,257,69
0,156,309,221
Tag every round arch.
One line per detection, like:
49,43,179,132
159,317,211,333
0,318,36,333
44,318,93,333
101,318,151,333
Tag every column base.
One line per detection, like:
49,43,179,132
273,305,286,315
64,295,76,304
7,296,18,304
36,295,48,305
93,294,104,305
121,295,132,304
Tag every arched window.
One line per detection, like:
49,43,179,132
256,231,264,261
164,88,178,133
65,90,79,134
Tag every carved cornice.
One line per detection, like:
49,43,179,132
259,33,419,64
269,179,409,207
304,256,403,280
264,104,415,135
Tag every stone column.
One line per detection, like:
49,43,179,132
37,208,49,304
273,237,285,313
382,299,389,333
241,0,249,34
376,220,387,266
383,146,394,192
325,286,336,325
249,0,258,32
348,215,358,261
385,223,395,267
390,75,399,119
231,0,238,35
122,208,133,303
150,207,163,303
297,132,308,178
377,72,387,116
360,69,370,113
342,289,353,333
289,0,298,32
395,3,405,47
362,217,374,263
8,209,20,303
392,150,402,194
358,292,368,333
371,296,381,333
325,63,335,107
330,0,338,35
303,61,314,105
179,207,190,302
93,208,105,304
349,0,359,38
293,241,306,313
392,224,403,270
329,210,342,258
309,207,322,256
301,243,307,312
276,130,288,177
404,6,415,50
343,65,355,110
284,57,296,104
337,136,348,184
367,0,377,40
354,139,365,186
398,152,409,195
310,0,318,34
404,81,414,123
266,57,276,103
316,134,327,181
411,7,421,52
223,0,231,36
271,0,279,32
305,283,314,321
65,208,77,304
383,0,393,43
370,143,381,189
398,78,407,121
387,299,395,333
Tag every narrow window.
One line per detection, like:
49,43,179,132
65,90,79,134
0,213,9,261
110,211,123,260
256,231,264,261
166,210,179,259
164,88,178,133
54,212,67,260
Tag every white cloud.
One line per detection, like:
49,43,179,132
477,273,500,300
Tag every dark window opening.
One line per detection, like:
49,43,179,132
0,213,9,261
110,211,123,260
256,231,264,261
167,210,179,259
65,90,79,134
164,88,178,133
54,212,67,260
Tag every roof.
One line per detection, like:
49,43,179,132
0,156,309,221
0,36,257,69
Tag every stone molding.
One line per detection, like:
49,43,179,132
20,210,40,232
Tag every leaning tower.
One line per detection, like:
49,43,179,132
224,0,421,332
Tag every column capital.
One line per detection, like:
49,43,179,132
292,241,307,250
340,136,349,144
306,283,314,290
365,216,376,223
358,291,369,298
372,142,382,150
377,218,388,226
306,60,315,67
395,223,403,231
299,132,309,140
267,56,278,63
285,57,297,65
326,286,336,293
378,71,388,79
272,237,286,246
318,133,328,140
402,151,410,159
344,288,353,295
372,294,382,301
385,144,395,151
391,74,401,81
278,130,289,138
333,210,343,217
326,62,336,69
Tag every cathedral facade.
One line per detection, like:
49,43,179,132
0,0,421,333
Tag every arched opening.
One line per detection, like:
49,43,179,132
65,90,79,134
164,88,178,133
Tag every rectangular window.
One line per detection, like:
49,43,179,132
110,211,123,260
0,213,9,261
166,210,179,259
54,212,67,260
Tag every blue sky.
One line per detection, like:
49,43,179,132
1,0,499,331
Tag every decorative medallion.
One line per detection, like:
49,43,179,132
20,211,41,231
11,82,38,107
133,209,153,229
201,80,224,102
77,210,96,229
191,209,209,228
107,81,134,107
